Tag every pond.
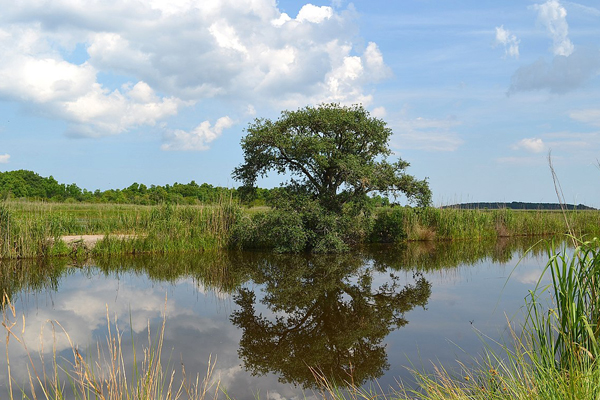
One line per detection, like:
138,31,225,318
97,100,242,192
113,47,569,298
0,237,560,399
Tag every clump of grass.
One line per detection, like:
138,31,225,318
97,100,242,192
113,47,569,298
525,236,600,370
2,294,222,400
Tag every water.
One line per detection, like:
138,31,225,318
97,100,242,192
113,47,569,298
0,237,558,399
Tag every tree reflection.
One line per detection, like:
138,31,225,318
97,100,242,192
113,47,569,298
230,254,431,388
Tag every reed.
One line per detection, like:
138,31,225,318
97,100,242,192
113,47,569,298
371,207,600,242
0,200,240,259
3,199,600,258
524,236,600,371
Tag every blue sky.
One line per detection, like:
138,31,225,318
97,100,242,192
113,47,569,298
1,0,600,206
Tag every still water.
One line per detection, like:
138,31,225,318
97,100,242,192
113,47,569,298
0,238,559,399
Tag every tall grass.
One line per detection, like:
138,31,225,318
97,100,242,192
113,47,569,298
371,207,600,242
92,202,239,256
0,201,240,259
525,236,600,371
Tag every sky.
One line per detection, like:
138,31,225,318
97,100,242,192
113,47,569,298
1,0,600,207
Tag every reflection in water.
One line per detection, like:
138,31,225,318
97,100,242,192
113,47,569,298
0,236,561,397
230,254,431,388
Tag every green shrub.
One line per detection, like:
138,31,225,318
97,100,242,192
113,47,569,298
370,208,409,242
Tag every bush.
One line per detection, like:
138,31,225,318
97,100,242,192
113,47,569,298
370,208,408,243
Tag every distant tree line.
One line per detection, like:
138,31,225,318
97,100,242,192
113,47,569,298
444,202,596,211
0,169,392,207
0,170,239,205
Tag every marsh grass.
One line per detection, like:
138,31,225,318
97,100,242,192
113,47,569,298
371,207,600,242
525,237,600,371
0,200,240,259
2,295,221,400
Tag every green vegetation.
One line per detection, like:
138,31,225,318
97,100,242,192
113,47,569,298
0,169,237,205
233,103,431,211
446,201,595,210
370,206,600,242
0,201,239,259
231,103,431,252
2,199,600,258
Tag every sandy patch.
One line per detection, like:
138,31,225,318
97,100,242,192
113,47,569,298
61,234,137,247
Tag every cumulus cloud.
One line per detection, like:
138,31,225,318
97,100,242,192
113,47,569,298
0,27,182,137
392,115,463,152
0,0,390,148
508,47,600,94
512,138,547,153
296,4,334,23
0,154,10,163
532,0,574,56
495,25,520,59
162,116,235,151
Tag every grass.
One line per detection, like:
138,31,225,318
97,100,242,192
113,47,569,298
372,207,600,242
2,199,600,258
0,201,240,259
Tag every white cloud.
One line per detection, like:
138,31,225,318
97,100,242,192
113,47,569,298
532,0,574,57
494,25,520,59
0,0,389,147
371,106,386,118
0,154,10,163
564,2,600,17
570,108,600,127
513,137,547,153
245,104,257,116
296,4,334,23
392,115,463,152
209,20,248,54
0,28,182,137
162,116,235,151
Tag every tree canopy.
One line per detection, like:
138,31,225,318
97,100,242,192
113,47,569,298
233,103,431,211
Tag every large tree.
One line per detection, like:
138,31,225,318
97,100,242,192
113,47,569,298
233,103,431,212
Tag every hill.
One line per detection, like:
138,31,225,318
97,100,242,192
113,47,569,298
443,202,596,211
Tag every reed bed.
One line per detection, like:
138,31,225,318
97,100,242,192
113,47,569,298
372,207,600,242
2,199,600,258
0,201,240,259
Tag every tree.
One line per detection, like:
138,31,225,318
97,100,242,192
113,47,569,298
233,103,431,212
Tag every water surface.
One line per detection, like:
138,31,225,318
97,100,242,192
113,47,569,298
0,237,558,399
